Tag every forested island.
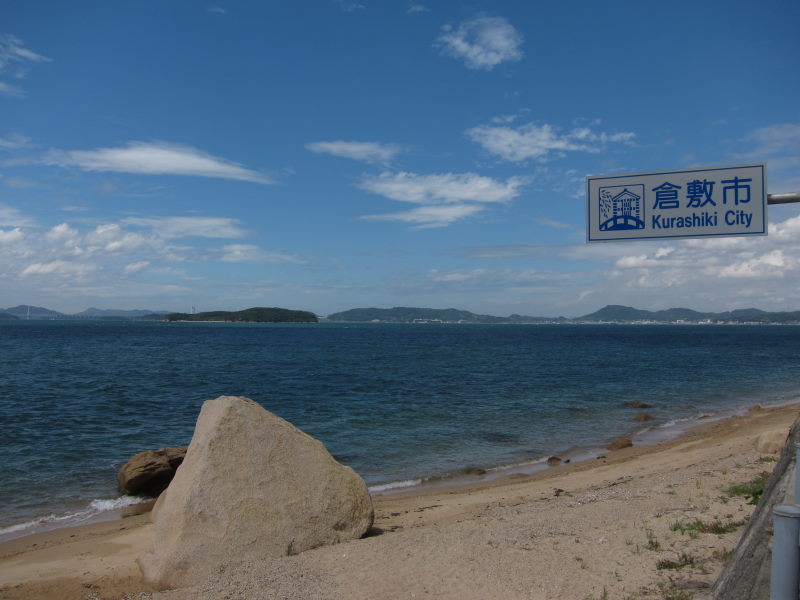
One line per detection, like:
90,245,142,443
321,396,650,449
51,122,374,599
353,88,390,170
165,307,318,323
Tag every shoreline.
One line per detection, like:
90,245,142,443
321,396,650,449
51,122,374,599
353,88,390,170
3,396,798,544
1,402,798,599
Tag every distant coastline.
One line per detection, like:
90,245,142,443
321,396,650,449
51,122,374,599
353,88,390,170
4,303,800,325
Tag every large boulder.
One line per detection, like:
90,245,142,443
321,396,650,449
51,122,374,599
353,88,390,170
138,396,374,590
117,446,187,496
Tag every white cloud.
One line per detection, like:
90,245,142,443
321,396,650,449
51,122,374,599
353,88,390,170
358,171,526,228
362,203,485,228
122,216,249,239
85,224,150,253
208,6,228,14
0,34,50,70
745,124,800,158
46,141,272,184
0,81,24,97
535,218,572,230
0,204,35,227
0,227,24,246
0,34,51,97
718,249,785,278
0,133,31,149
333,0,365,11
45,223,80,244
358,171,525,204
306,140,403,165
408,4,430,13
466,121,635,162
437,16,523,71
219,244,303,263
123,260,151,274
21,260,96,279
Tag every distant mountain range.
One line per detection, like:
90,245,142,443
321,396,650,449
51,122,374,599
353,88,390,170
2,304,800,324
575,305,800,323
0,305,169,320
327,305,800,324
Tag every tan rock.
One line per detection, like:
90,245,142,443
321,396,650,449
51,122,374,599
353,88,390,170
138,396,373,590
633,413,654,422
607,437,633,451
755,429,787,454
117,446,187,496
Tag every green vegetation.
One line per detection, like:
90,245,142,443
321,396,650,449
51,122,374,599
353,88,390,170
725,472,770,505
645,528,661,551
670,518,744,535
165,307,318,323
657,553,696,570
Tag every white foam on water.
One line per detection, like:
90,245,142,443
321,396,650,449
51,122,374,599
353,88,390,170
0,495,148,543
368,479,423,494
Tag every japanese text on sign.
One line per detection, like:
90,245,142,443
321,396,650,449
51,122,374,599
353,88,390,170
586,164,767,243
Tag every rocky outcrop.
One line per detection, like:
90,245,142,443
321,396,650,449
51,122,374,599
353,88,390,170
117,446,187,496
138,396,374,590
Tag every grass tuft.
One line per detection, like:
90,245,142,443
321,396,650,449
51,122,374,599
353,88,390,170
725,472,770,505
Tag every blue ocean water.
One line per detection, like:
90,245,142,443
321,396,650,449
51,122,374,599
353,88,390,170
1,321,799,538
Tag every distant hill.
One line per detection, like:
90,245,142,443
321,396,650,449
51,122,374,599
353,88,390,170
577,305,800,323
0,312,18,320
165,307,318,323
2,305,65,318
326,307,562,324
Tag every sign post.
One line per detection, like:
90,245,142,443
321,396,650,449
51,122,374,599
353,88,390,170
586,163,767,243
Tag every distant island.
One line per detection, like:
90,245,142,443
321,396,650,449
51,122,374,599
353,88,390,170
326,307,564,324
326,305,800,325
576,305,800,324
165,307,318,323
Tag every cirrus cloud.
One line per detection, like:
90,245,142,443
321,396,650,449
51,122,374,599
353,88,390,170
45,141,272,184
358,171,527,228
305,140,403,165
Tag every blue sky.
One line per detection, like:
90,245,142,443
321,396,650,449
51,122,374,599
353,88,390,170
1,0,798,317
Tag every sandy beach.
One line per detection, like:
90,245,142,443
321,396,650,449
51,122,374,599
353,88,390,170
1,402,797,600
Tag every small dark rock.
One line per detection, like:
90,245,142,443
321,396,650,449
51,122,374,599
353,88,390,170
623,400,652,409
547,456,562,466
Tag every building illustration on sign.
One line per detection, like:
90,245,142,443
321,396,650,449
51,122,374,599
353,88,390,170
598,185,645,231
587,164,767,243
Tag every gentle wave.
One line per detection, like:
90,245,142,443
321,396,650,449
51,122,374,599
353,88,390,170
0,495,147,542
368,479,423,493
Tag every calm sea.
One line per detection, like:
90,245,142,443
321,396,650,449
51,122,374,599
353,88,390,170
1,321,799,540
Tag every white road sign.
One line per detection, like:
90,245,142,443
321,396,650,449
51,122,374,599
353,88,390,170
586,163,767,243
